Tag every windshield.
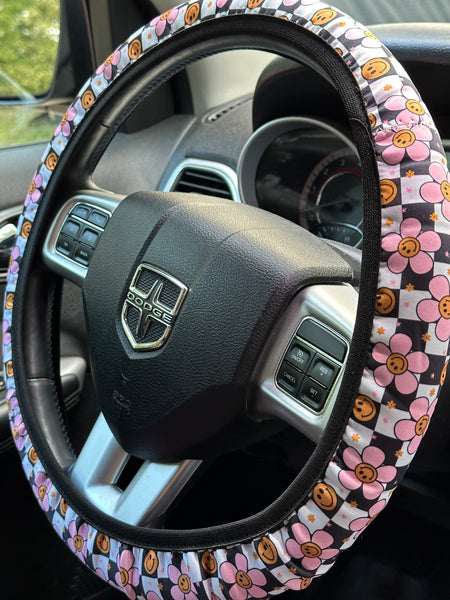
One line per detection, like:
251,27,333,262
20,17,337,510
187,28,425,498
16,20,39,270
324,0,450,24
155,0,449,24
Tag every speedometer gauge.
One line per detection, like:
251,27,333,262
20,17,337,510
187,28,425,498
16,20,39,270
238,117,364,248
300,149,363,246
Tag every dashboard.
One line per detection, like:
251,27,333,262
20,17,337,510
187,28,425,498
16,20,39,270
146,26,450,258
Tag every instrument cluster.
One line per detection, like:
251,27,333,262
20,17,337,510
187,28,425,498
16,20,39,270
238,117,363,248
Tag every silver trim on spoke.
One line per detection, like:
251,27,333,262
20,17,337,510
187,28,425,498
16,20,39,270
70,413,202,526
250,284,357,444
43,193,121,285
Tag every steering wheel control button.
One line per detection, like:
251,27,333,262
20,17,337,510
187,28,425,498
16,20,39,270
286,343,312,372
79,228,100,248
275,317,348,413
298,318,347,362
89,210,109,228
71,204,91,220
54,202,112,269
56,234,75,256
61,219,81,239
298,377,327,411
309,357,338,389
74,245,93,266
277,362,303,394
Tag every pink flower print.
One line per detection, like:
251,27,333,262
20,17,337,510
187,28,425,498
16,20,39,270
385,85,431,126
285,523,339,572
345,27,381,49
95,566,108,582
349,499,386,534
8,246,20,276
375,124,432,165
339,446,397,500
285,577,312,591
420,161,450,221
395,396,436,454
3,319,11,346
417,275,450,341
381,217,440,274
67,521,90,562
32,471,52,511
96,565,123,591
6,387,18,412
96,49,121,80
55,105,77,137
115,549,140,599
168,560,198,600
220,552,267,600
25,173,43,206
150,8,178,37
373,333,429,394
11,413,26,450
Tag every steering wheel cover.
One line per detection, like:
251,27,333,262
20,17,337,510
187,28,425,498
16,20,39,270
4,0,450,596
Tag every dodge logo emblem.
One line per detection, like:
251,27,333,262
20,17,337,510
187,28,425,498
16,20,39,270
121,264,187,351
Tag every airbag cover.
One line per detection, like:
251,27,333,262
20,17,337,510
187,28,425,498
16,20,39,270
83,191,352,460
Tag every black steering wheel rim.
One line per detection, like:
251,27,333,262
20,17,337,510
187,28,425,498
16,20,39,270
4,1,450,596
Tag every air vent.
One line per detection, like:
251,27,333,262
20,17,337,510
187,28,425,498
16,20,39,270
174,168,233,200
164,159,241,202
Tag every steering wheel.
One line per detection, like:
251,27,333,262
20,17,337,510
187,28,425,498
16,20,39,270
5,0,450,597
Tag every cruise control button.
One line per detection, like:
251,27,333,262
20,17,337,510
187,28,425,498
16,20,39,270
298,377,327,411
286,343,312,372
309,357,338,389
277,362,302,395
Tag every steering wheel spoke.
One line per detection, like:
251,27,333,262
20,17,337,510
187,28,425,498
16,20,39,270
70,413,202,527
43,191,121,285
250,284,357,444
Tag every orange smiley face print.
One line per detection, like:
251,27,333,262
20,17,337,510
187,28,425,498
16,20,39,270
375,287,396,315
257,537,278,564
353,395,377,422
313,482,338,511
311,8,337,25
362,57,391,80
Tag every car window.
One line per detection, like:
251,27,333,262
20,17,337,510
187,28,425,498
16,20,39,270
0,0,60,147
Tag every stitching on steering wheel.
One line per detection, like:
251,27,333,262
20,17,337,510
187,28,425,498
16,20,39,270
4,0,450,596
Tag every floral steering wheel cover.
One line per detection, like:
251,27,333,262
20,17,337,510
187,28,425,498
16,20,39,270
4,0,450,597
